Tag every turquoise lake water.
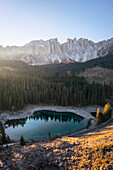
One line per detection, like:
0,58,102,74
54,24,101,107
5,110,87,140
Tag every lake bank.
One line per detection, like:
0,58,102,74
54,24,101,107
1,105,104,140
5,110,87,140
0,105,96,126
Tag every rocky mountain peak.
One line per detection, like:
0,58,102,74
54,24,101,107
0,37,113,65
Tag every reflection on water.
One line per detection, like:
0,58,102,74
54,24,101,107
7,111,83,128
5,110,87,140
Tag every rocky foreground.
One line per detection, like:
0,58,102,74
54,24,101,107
0,121,113,169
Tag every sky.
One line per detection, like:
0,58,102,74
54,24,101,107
0,0,113,47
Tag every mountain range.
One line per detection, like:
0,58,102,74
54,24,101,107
0,37,113,65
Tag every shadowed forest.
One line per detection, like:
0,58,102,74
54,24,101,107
0,53,113,111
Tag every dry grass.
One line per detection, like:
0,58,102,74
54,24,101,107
0,124,113,169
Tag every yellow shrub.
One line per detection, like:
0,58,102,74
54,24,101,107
96,108,100,119
103,103,110,115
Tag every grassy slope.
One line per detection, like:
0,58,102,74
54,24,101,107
0,122,113,169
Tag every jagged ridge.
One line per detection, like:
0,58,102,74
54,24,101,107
0,37,113,65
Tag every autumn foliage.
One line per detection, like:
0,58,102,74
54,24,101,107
97,103,111,125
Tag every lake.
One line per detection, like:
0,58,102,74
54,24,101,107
5,110,88,140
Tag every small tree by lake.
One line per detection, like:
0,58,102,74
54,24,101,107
86,117,91,129
96,108,100,120
0,121,7,144
20,134,26,146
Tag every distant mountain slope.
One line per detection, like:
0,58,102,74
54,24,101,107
79,67,113,85
0,52,113,76
0,37,113,65
34,52,113,75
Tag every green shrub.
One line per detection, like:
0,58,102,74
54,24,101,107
20,134,26,146
86,117,91,129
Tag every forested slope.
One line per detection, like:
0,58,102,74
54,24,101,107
0,52,113,111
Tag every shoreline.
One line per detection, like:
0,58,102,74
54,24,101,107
0,105,99,126
0,105,106,143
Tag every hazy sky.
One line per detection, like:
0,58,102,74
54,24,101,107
0,0,113,47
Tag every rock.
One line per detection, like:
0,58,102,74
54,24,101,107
83,39,89,48
0,37,113,65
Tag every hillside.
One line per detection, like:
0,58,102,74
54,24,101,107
79,67,113,85
0,119,113,169
0,52,112,111
0,52,113,76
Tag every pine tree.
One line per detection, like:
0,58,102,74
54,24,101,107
86,117,91,129
0,121,7,144
20,134,26,146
